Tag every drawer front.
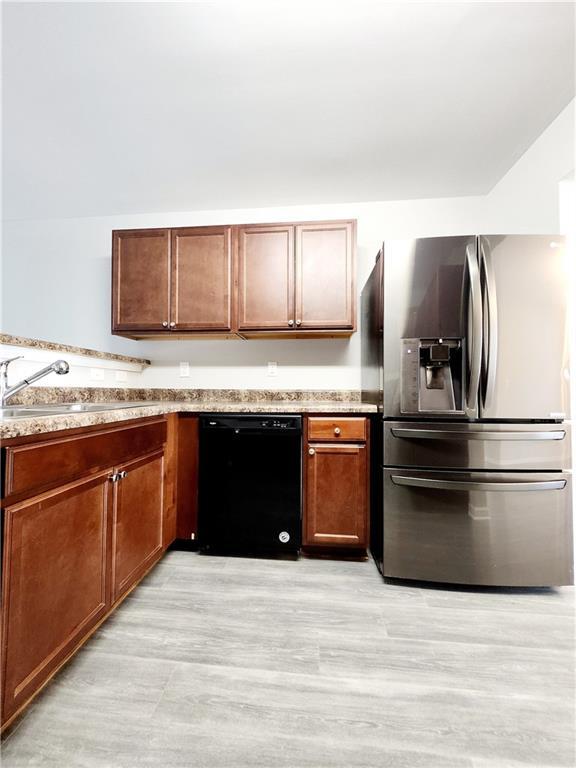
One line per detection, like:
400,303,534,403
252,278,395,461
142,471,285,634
383,468,573,586
384,421,571,471
308,417,366,442
4,419,167,499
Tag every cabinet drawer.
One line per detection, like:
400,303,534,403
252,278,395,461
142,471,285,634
308,417,366,442
4,419,167,499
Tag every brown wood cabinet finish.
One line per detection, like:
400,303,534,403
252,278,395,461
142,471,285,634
171,227,234,331
1,417,172,730
4,419,167,501
1,472,111,720
111,451,165,603
162,414,179,550
112,219,356,338
307,417,367,442
176,415,199,540
296,221,355,329
112,229,171,331
237,224,294,330
304,442,368,549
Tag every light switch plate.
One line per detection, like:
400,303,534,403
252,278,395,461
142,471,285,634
180,362,190,378
115,370,128,382
267,361,278,377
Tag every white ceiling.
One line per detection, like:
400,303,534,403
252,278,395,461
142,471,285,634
2,1,574,221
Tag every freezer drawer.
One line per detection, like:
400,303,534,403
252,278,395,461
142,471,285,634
384,421,571,471
383,469,573,586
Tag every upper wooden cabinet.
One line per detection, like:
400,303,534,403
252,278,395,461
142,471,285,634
296,222,355,330
112,219,356,338
112,229,171,332
238,224,294,330
237,220,355,334
171,227,234,331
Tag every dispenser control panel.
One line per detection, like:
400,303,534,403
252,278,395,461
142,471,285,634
401,338,420,413
400,337,464,415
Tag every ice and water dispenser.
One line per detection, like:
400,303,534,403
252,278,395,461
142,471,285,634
400,337,464,414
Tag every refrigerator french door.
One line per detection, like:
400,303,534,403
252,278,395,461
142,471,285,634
362,235,573,586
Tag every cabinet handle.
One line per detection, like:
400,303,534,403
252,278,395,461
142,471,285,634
162,321,168,328
296,319,301,326
308,448,315,455
169,321,176,328
288,320,294,327
334,427,341,435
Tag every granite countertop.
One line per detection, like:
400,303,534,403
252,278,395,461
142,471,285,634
0,400,377,439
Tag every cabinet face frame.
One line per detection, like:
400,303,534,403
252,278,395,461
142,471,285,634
295,220,355,330
237,224,295,330
170,226,236,332
1,471,112,719
112,228,171,332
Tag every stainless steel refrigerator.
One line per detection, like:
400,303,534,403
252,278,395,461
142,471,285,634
361,235,573,586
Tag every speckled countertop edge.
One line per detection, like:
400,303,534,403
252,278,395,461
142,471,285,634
0,333,150,367
0,401,377,439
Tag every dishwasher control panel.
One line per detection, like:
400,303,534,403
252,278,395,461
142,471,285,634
202,415,302,432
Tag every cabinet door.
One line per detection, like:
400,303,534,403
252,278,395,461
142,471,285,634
111,451,164,603
295,221,355,329
112,229,171,331
1,473,111,720
304,443,368,548
238,225,294,329
171,227,234,331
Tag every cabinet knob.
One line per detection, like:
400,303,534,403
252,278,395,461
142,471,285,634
108,473,120,483
308,448,315,455
169,321,176,328
119,470,128,479
296,319,302,326
334,427,341,435
288,320,294,327
162,321,168,328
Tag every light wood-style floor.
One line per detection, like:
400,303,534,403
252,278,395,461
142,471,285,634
2,551,574,767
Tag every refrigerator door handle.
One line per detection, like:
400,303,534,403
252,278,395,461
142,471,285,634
465,243,482,414
479,238,498,410
390,428,566,441
391,475,567,492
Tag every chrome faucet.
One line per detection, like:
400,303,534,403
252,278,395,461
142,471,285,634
0,356,70,405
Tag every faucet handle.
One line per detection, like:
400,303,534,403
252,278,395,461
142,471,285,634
0,355,23,370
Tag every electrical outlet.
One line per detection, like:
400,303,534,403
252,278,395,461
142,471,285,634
267,361,278,377
179,361,190,378
90,368,104,381
115,370,128,383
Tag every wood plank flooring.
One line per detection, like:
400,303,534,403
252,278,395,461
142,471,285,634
2,551,574,767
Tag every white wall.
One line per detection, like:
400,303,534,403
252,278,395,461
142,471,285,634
1,101,573,390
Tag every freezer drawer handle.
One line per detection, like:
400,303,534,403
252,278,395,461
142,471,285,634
391,475,566,492
390,428,566,441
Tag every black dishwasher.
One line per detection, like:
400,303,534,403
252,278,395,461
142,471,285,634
198,415,302,556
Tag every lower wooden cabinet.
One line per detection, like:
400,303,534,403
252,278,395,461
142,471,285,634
1,472,111,720
303,417,369,551
111,451,165,603
1,418,173,730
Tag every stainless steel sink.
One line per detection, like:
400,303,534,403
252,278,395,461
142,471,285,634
0,402,158,419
